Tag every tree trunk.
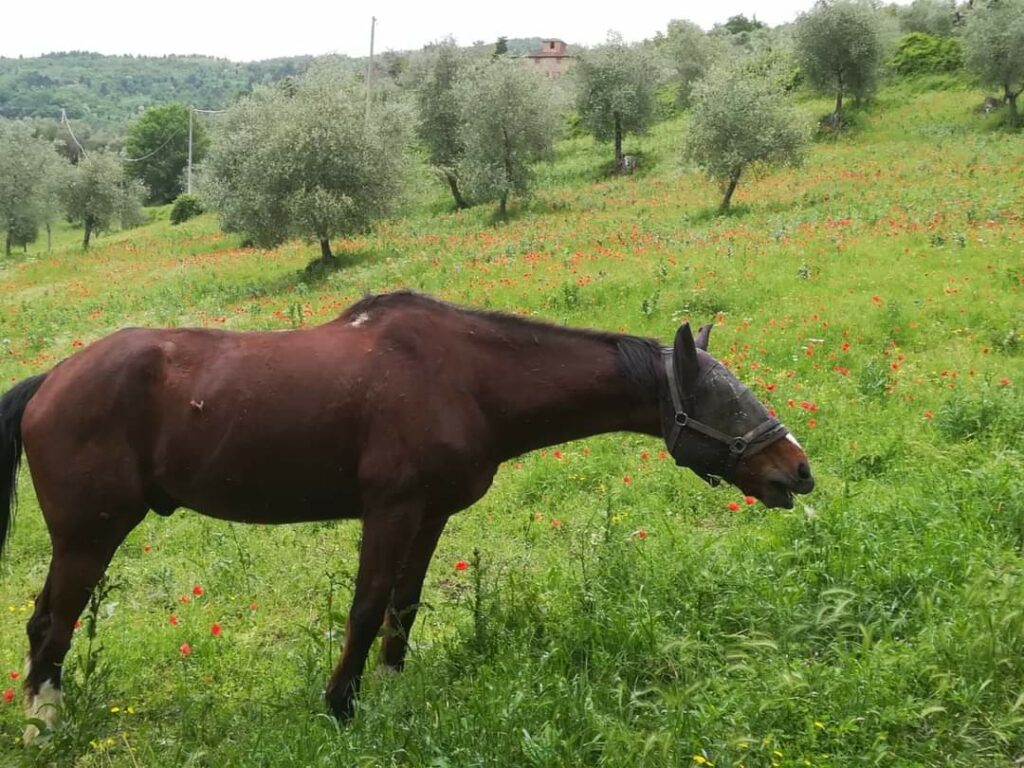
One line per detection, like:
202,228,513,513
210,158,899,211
720,172,741,212
83,217,93,250
445,171,469,210
4,227,11,257
320,238,335,263
46,223,52,252
500,126,513,219
834,87,844,123
1006,86,1020,129
614,111,623,168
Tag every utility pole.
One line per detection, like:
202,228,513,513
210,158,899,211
365,16,376,125
187,106,194,195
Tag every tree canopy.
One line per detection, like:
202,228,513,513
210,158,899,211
203,65,413,262
572,39,660,168
125,103,209,205
795,0,885,122
684,63,809,211
962,0,1024,128
456,58,562,217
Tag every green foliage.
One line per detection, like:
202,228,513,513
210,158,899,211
0,120,68,256
962,0,1024,127
890,32,964,75
169,194,204,225
125,104,208,205
0,52,315,127
573,40,660,166
795,0,886,117
203,65,413,259
658,20,723,107
896,0,957,37
684,63,809,210
415,40,469,208
456,57,562,216
61,151,145,249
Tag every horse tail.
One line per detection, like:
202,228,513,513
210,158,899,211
0,374,48,558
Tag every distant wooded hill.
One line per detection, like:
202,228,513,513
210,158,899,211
0,40,553,127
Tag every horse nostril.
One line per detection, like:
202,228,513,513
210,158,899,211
797,462,811,480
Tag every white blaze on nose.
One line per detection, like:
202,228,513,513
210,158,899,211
785,432,803,450
349,312,370,328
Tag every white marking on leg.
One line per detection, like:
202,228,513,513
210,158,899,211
785,432,803,450
349,312,370,328
23,679,61,746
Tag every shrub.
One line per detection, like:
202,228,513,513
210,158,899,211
170,194,204,225
889,33,963,76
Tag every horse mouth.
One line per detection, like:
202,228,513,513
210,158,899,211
765,481,795,510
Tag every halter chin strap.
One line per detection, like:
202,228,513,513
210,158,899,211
662,350,788,485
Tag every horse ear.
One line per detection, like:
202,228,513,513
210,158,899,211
694,323,713,352
673,323,699,393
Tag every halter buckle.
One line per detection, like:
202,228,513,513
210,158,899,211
730,437,748,455
674,412,689,427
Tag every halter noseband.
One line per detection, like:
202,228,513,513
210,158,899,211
662,350,788,485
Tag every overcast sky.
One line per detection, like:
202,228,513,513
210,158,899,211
2,0,872,62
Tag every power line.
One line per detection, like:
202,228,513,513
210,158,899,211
60,109,87,158
122,128,184,163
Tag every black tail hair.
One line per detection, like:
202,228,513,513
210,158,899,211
0,374,47,557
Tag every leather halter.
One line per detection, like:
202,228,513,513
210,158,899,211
662,350,788,485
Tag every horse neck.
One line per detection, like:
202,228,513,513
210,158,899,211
475,330,663,460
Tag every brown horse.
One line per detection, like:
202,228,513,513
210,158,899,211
0,291,813,741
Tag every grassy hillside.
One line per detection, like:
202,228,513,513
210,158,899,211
0,83,1022,767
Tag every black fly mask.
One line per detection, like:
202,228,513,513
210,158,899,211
660,323,788,486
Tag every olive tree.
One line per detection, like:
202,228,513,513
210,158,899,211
62,152,146,249
203,65,413,263
684,63,809,212
456,58,562,218
416,40,469,209
0,121,66,256
573,38,659,169
660,20,722,107
962,0,1024,128
795,0,884,123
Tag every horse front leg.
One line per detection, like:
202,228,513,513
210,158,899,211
380,512,449,671
325,501,421,721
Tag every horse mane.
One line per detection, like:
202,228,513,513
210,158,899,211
341,291,663,399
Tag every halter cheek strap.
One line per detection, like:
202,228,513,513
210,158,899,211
662,351,788,482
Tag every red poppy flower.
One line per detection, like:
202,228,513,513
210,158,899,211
179,595,191,604
2,688,13,704
640,451,649,461
211,622,222,637
658,450,668,460
71,339,83,348
1000,377,1011,387
169,614,179,627
192,584,204,597
8,671,19,681
550,519,562,529
728,501,741,512
623,475,633,484
923,410,933,420
249,602,258,611
807,419,817,428
553,450,564,460
179,643,191,657
143,544,152,553
744,496,756,506
454,560,469,571
74,620,82,630
635,529,648,540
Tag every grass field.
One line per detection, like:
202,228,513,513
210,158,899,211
1,82,1022,766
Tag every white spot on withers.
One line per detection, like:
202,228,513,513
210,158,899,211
785,432,803,450
23,679,61,745
349,312,370,328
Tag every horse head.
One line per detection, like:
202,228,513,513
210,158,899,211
661,322,814,509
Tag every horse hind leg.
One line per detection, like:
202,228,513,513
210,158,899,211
23,505,145,745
